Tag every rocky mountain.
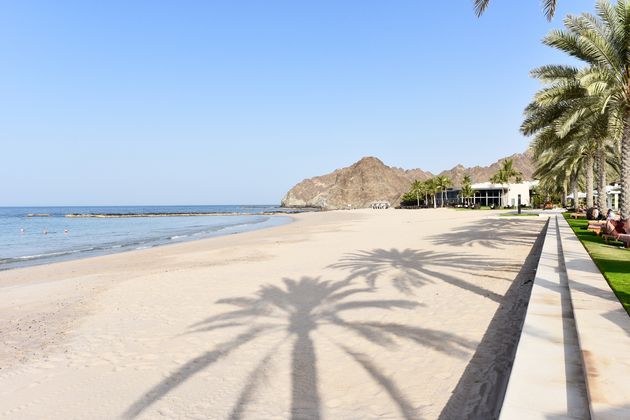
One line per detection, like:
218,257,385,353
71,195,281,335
437,150,534,187
280,157,424,210
281,151,534,209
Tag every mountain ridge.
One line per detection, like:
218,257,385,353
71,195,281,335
281,150,534,209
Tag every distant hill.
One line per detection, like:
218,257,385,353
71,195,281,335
437,150,534,187
281,151,534,209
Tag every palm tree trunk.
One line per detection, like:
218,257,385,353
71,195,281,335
433,193,437,208
585,153,594,208
416,192,419,207
561,181,567,208
597,139,608,211
621,114,630,220
571,171,579,209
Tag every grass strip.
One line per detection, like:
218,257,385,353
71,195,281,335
563,213,630,314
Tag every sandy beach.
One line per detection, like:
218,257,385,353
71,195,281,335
0,209,546,419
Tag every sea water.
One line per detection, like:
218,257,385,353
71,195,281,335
0,205,293,270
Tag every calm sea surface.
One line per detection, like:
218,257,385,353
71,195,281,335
0,205,293,270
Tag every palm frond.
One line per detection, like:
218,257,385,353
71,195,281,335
475,0,556,20
543,0,557,21
530,64,579,82
473,0,490,17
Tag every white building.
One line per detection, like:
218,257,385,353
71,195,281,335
472,181,537,207
446,180,538,207
567,184,621,210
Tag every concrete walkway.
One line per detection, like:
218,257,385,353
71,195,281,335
501,215,630,419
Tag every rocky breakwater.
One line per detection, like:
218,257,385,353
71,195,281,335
281,157,431,210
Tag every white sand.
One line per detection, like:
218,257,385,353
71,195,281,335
0,209,545,419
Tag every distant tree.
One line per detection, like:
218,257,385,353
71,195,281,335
490,159,522,207
400,191,417,206
426,178,440,208
460,175,475,206
410,180,424,207
435,176,452,207
422,179,431,207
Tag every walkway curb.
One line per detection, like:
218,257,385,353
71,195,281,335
501,215,630,419
557,216,630,419
500,216,589,419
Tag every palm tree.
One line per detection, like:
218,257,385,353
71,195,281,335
460,175,475,206
410,179,424,207
490,170,507,207
435,176,452,207
426,178,439,208
490,159,522,207
521,62,616,210
474,0,558,20
531,133,593,207
541,0,630,218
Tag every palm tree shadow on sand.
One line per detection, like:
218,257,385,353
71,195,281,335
123,276,476,420
329,248,520,301
429,218,544,249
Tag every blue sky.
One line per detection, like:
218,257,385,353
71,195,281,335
0,0,595,205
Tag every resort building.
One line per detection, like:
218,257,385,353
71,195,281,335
439,180,539,207
567,183,621,210
605,184,621,210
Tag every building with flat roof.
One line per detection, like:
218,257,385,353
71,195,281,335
439,180,538,207
567,184,621,210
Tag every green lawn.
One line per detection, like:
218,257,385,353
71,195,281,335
563,214,630,314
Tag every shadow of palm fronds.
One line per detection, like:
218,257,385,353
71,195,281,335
336,343,420,420
124,276,473,419
330,319,475,358
330,248,516,301
429,218,544,249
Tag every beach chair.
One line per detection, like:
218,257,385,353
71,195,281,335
570,212,586,219
587,220,606,235
602,220,630,248
604,233,630,248
618,234,630,248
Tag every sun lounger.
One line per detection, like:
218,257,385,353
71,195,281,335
602,220,630,247
619,234,630,248
604,233,630,248
587,220,606,235
570,213,586,219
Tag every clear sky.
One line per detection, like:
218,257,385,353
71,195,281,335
1,0,595,205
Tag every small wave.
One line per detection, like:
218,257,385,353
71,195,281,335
1,213,291,270
0,247,93,264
